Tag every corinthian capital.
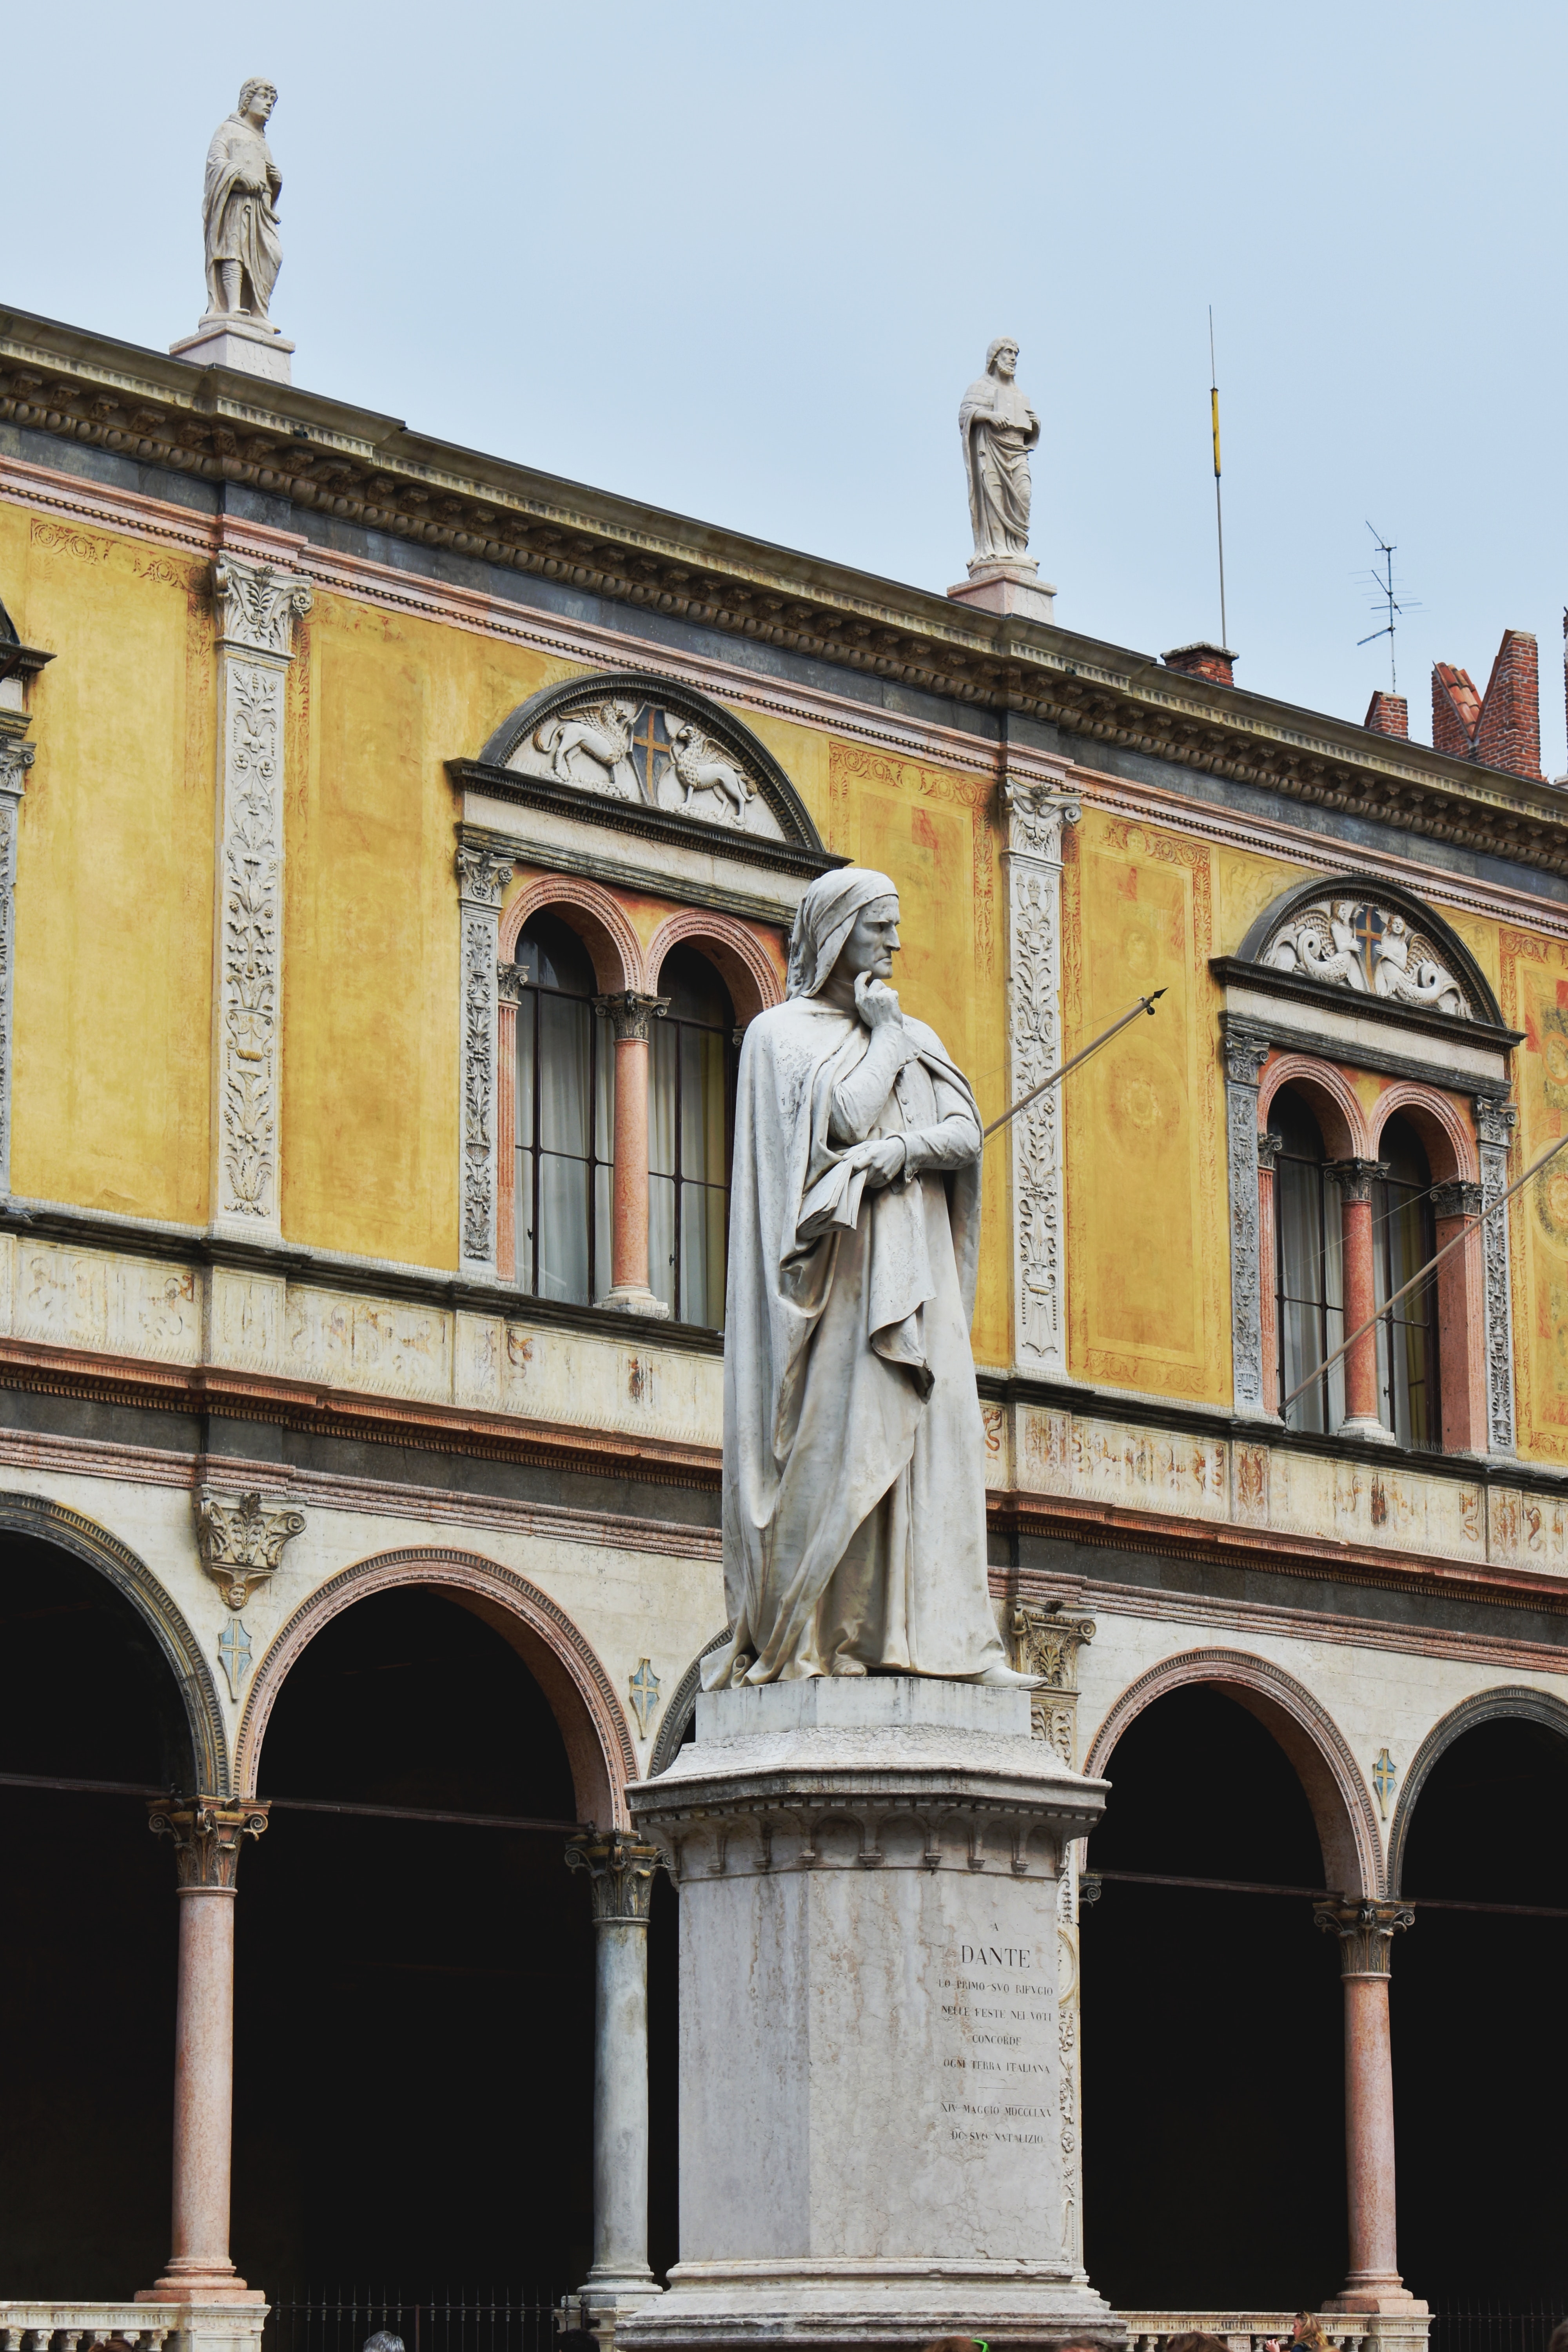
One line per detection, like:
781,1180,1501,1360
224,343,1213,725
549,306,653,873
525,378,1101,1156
194,1485,306,1610
594,991,670,1043
1313,1896,1414,1977
1002,777,1080,858
456,845,515,908
566,1830,662,1922
214,555,312,657
148,1795,270,1890
0,737,35,796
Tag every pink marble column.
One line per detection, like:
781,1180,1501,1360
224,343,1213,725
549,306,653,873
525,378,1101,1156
1315,1898,1425,2316
137,1797,270,2305
1327,1160,1394,1442
597,991,669,1317
1257,1130,1282,1414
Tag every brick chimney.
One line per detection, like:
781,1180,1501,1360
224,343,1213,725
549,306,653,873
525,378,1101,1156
1431,631,1543,780
1363,690,1409,739
1432,662,1481,758
1163,642,1236,686
1475,630,1543,780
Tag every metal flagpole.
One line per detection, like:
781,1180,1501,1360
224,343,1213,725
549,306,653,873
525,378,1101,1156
1281,1128,1568,1417
982,991,1165,1144
1210,307,1227,651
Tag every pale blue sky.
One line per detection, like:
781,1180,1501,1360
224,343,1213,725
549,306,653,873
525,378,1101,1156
12,1,1567,772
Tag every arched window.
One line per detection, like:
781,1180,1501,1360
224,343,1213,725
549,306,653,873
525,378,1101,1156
1270,1088,1345,1434
514,912,614,1305
1373,1114,1440,1448
649,946,736,1327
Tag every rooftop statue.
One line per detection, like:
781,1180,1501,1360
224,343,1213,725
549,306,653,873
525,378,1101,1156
202,80,283,323
960,336,1041,565
708,867,1041,1689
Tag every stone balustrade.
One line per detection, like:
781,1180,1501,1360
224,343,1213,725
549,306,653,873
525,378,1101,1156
1121,2314,1430,2352
0,2306,266,2352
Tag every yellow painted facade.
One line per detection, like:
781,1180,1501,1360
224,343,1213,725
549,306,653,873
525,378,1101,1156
12,503,1568,1459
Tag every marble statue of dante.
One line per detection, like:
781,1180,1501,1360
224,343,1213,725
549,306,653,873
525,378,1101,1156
708,869,1040,1688
203,80,283,321
960,337,1040,564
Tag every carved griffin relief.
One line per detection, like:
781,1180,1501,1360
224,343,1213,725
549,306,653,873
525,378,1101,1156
1261,898,1470,1018
508,690,780,837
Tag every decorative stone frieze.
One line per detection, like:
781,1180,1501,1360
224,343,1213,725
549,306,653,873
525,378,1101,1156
147,1795,270,1891
210,553,312,1242
1474,1094,1517,1456
565,1830,662,1923
1313,1897,1414,1978
1001,778,1080,1375
456,847,515,1277
194,1485,306,1611
1221,1016,1274,1417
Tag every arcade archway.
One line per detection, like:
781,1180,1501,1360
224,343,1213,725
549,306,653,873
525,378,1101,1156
1080,1678,1348,2309
0,1524,200,2295
231,1583,597,2294
1390,1696,1568,2299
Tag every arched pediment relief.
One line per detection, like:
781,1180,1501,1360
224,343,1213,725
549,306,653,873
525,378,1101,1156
479,672,821,849
1237,875,1503,1027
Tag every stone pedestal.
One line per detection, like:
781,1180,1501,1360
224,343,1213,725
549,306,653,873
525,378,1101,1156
622,1677,1123,2352
947,560,1057,626
171,314,294,383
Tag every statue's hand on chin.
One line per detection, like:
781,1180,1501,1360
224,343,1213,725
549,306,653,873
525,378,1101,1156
853,971,902,1031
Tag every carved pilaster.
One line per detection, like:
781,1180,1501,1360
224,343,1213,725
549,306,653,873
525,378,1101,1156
456,848,515,1278
1221,1016,1274,1417
1001,778,1080,1375
210,554,311,1242
193,1486,305,1610
1314,1896,1414,1978
1010,1601,1094,2278
148,1795,270,1891
1474,1094,1517,1455
0,737,34,1201
594,991,670,1043
566,1830,662,1923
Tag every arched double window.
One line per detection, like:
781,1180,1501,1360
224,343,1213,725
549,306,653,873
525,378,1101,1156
1372,1116,1440,1450
1270,1088,1440,1445
514,913,615,1306
649,947,737,1327
1271,1089,1346,1436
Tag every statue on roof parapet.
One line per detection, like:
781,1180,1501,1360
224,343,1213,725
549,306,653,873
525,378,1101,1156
170,80,295,386
947,336,1056,625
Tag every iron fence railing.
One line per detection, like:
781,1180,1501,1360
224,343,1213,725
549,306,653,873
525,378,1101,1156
1430,2298,1568,2352
266,2289,560,2352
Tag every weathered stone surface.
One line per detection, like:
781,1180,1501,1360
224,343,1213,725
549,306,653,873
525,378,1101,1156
624,1678,1122,2352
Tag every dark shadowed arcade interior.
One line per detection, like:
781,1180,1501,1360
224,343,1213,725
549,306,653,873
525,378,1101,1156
1080,1683,1347,2311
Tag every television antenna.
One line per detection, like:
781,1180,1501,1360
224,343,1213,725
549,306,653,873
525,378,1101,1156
1357,523,1418,696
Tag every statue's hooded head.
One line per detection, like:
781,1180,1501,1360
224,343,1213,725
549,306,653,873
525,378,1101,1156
787,867,900,999
986,337,1020,377
237,78,277,121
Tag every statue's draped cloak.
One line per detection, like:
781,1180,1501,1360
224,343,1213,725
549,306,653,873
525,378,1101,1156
960,373,1039,561
203,116,282,314
710,997,1006,1686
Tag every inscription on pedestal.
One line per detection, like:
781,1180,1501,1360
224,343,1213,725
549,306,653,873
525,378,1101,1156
939,1939,1053,2141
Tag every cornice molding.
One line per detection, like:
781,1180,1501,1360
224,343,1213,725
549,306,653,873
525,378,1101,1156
8,305,1568,883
